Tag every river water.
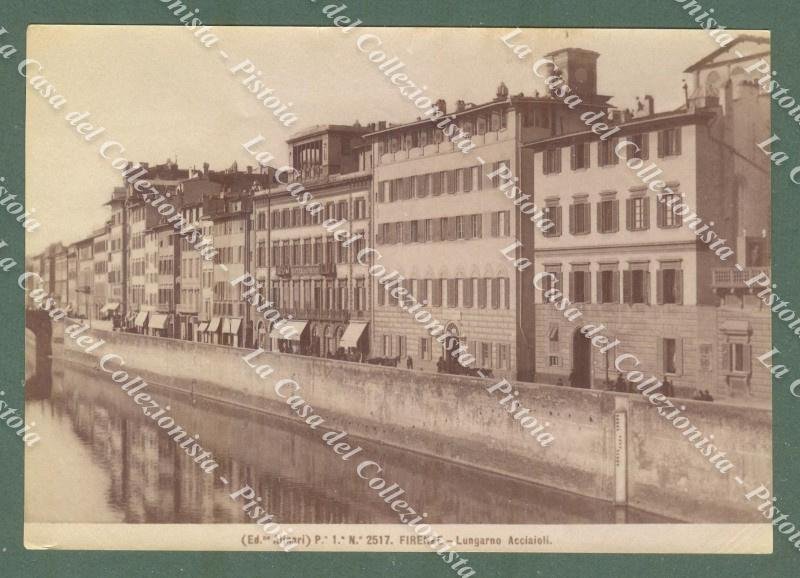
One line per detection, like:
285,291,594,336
24,347,669,525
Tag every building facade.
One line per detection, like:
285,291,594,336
527,38,771,400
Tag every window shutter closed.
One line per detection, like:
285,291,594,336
596,202,602,232
656,338,664,373
657,131,665,157
476,165,483,189
642,198,650,230
569,204,576,234
675,270,683,305
464,218,473,240
643,271,651,304
612,271,620,303
623,270,632,303
676,338,684,376
491,212,499,237
675,127,682,155
568,271,575,302
657,200,665,228
625,198,632,231
555,206,563,236
743,344,752,374
611,200,619,232
596,271,602,303
656,270,663,304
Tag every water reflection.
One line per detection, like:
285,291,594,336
26,356,671,524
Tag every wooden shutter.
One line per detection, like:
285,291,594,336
676,338,684,375
612,270,620,303
643,271,651,304
623,270,632,303
476,165,483,189
743,343,752,374
642,133,650,159
675,127,682,155
656,200,664,228
625,198,632,231
596,271,603,303
464,217,474,240
675,270,683,305
596,202,603,233
475,214,483,238
568,271,575,302
657,130,664,157
404,221,412,243
642,198,650,230
569,204,576,234
656,270,663,304
555,206,563,236
491,212,499,237
611,200,619,232
656,338,664,373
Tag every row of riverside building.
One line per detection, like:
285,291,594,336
28,38,772,402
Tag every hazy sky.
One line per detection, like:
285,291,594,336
25,26,767,254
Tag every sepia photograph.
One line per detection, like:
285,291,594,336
16,20,776,562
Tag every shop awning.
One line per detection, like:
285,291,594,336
134,312,149,327
270,320,308,341
339,322,368,349
197,322,208,333
100,302,120,314
149,314,169,330
207,317,221,333
229,317,242,335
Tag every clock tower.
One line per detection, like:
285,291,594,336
544,47,600,100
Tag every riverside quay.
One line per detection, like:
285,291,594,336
28,38,772,404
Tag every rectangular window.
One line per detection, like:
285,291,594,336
658,193,683,228
660,338,683,375
598,139,618,167
657,265,683,305
447,169,459,194
628,133,649,160
420,337,431,361
462,167,473,192
478,278,487,308
431,172,444,196
570,269,590,303
491,278,501,309
543,205,562,237
570,142,590,170
597,199,619,233
569,202,591,235
543,148,561,175
658,127,682,157
463,278,474,307
626,197,650,231
623,266,650,304
429,279,441,307
416,174,429,197
497,344,509,370
447,279,458,308
418,279,428,305
598,268,619,304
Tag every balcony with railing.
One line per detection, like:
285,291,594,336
712,267,770,290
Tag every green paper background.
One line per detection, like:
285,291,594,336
0,0,794,576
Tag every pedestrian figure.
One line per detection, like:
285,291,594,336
406,355,413,370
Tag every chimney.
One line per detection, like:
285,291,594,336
456,99,466,113
203,162,209,176
644,94,655,116
247,165,253,174
435,99,447,115
378,121,387,131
